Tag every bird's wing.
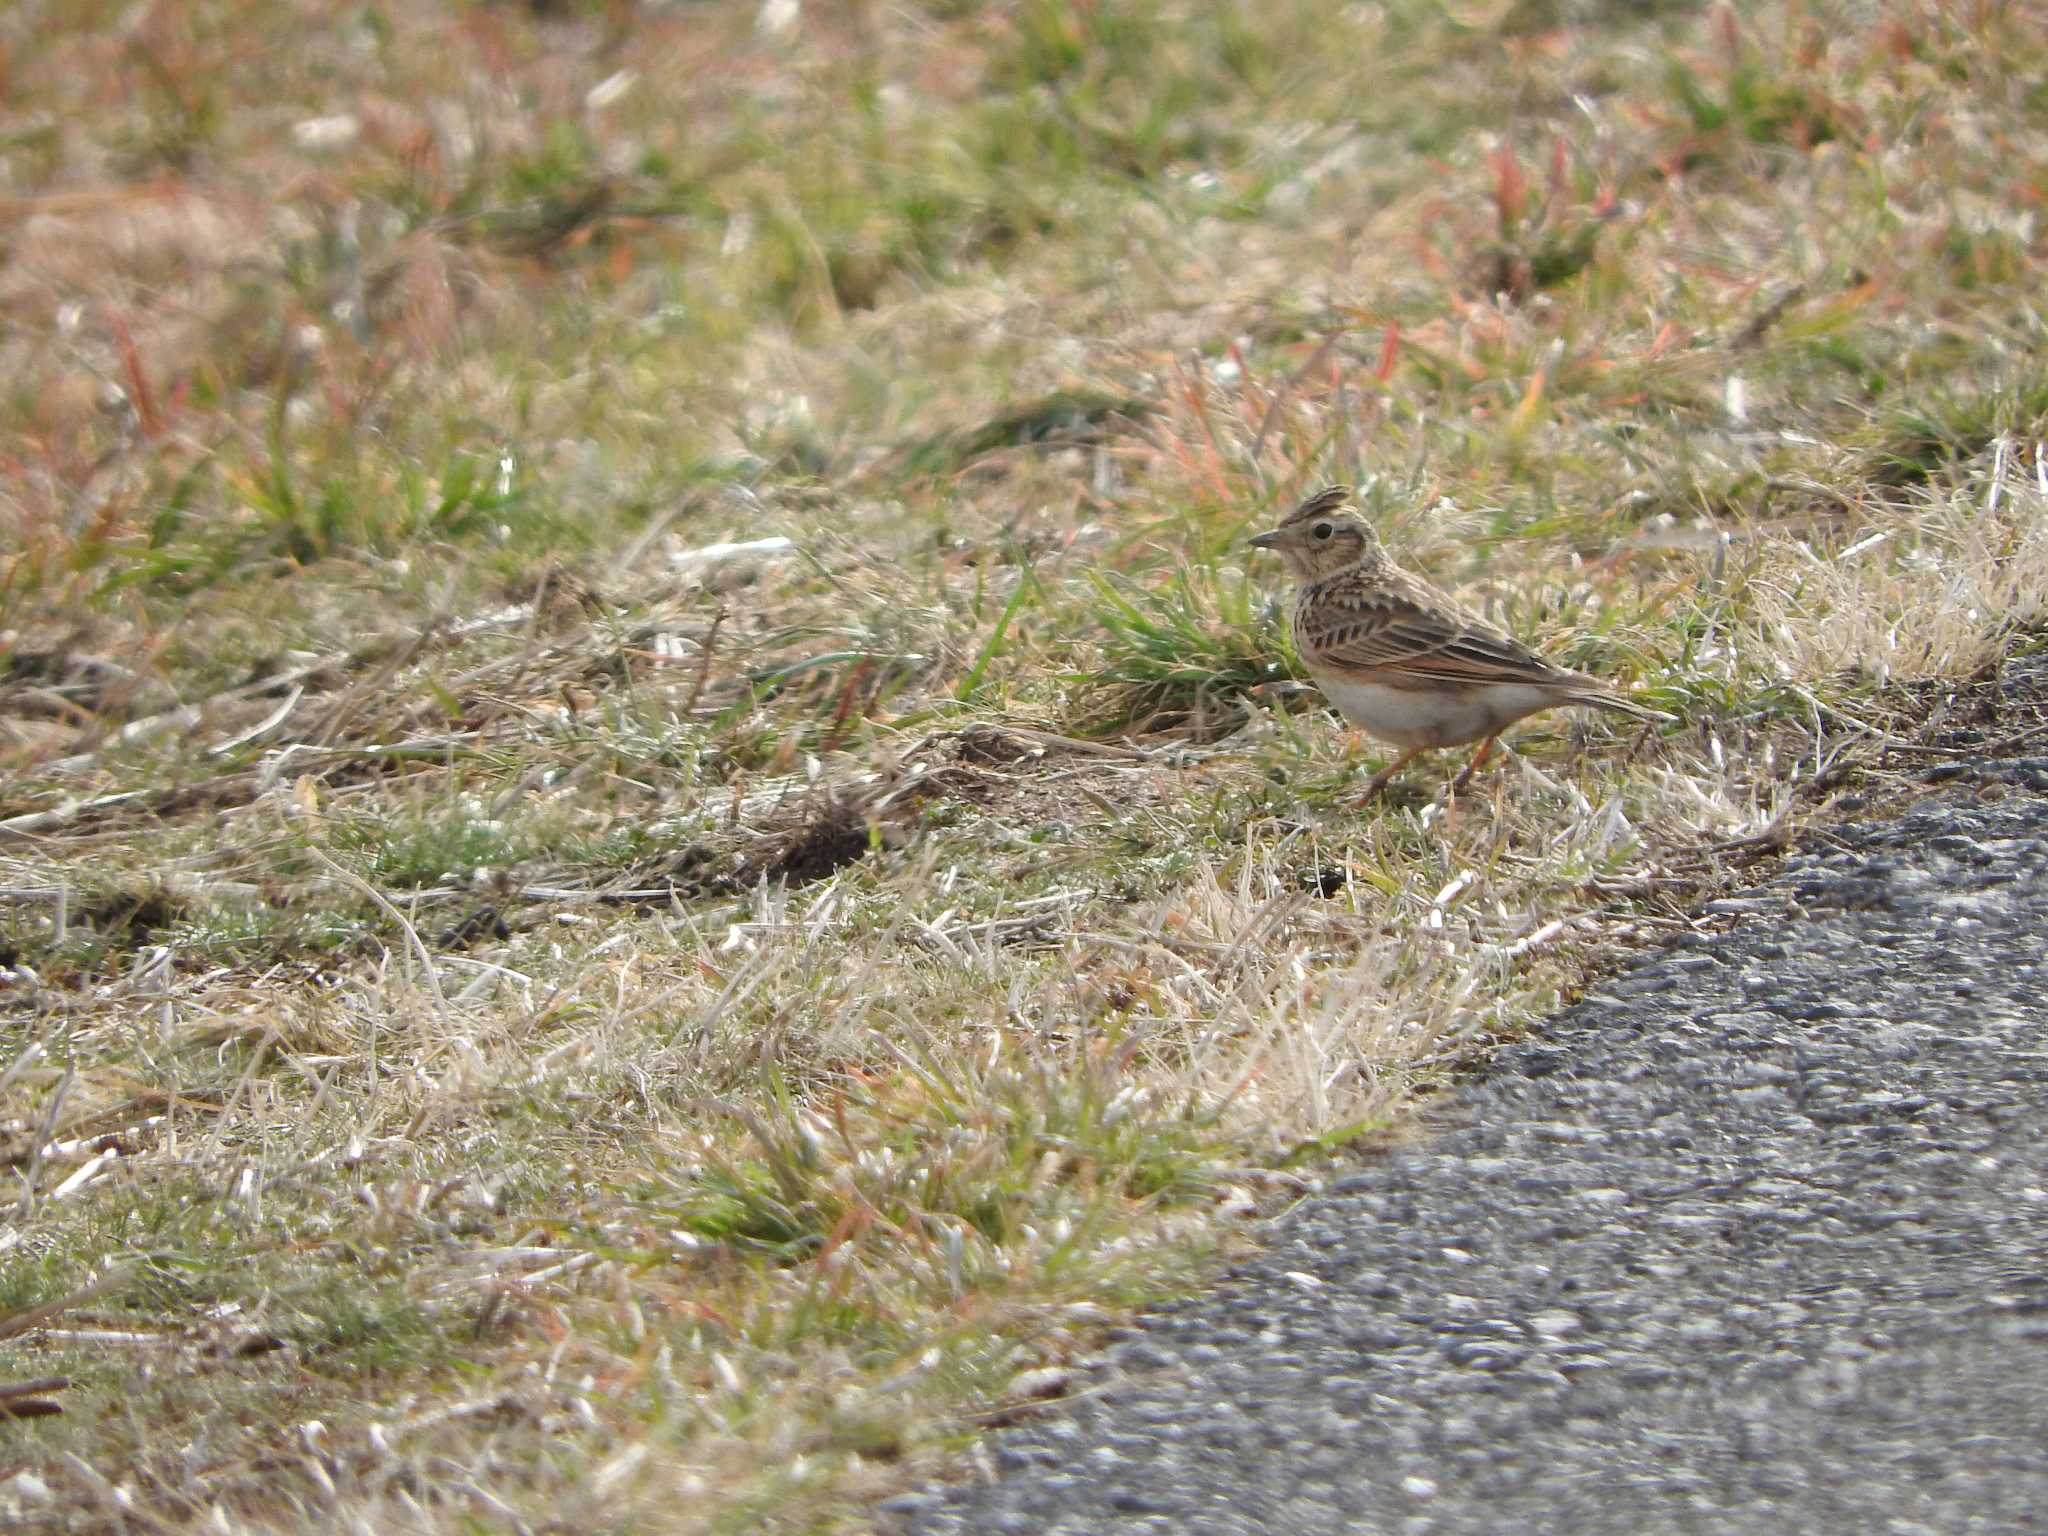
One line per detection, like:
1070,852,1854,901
1296,574,1574,689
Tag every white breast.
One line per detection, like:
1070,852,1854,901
1315,675,1563,749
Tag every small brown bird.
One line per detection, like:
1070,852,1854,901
1249,485,1668,799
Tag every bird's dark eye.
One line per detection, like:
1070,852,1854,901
1312,522,1334,540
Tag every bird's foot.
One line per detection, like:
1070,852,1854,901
1446,735,1500,797
1354,747,1423,807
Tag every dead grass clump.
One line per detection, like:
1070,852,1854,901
733,788,878,888
1744,463,2048,693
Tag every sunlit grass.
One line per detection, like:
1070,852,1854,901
5,0,2048,1531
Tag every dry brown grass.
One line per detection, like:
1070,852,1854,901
5,0,2048,1529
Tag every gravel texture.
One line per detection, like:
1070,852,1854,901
895,716,2048,1532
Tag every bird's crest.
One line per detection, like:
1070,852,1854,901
1278,485,1354,528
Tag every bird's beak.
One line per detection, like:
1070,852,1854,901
1247,529,1281,550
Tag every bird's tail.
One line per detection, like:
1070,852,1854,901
1576,686,1676,725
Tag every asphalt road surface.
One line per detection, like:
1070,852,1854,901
893,694,2048,1533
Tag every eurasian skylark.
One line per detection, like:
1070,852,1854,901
1249,486,1668,799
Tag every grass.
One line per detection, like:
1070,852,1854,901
5,0,2048,1529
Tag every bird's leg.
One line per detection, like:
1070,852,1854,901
1357,746,1424,804
1447,734,1500,797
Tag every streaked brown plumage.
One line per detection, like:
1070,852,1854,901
1249,486,1668,799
